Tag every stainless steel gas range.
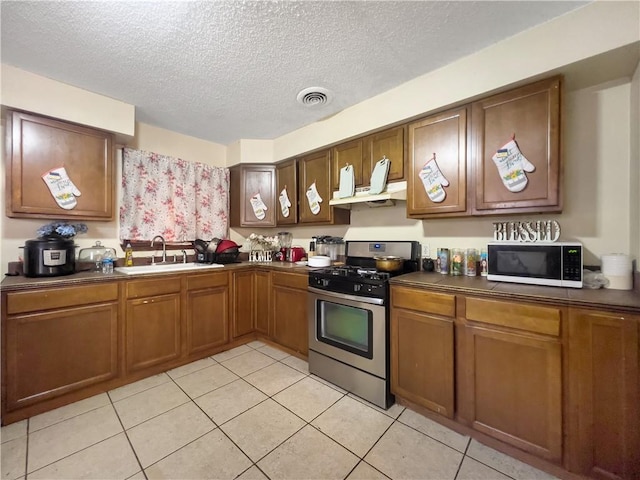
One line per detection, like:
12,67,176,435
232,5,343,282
307,240,420,409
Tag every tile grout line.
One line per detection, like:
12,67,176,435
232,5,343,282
24,418,30,480
109,390,150,479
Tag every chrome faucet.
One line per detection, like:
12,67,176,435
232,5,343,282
181,249,188,263
150,235,167,264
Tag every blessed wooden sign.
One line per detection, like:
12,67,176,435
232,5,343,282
493,220,561,242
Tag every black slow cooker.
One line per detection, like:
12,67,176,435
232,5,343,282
23,236,76,277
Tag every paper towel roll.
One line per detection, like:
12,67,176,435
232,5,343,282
605,274,633,290
601,254,633,290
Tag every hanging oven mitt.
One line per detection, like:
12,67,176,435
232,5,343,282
42,166,81,210
419,155,449,203
338,164,355,198
369,156,390,195
249,192,268,220
279,187,292,218
492,138,535,192
305,182,323,215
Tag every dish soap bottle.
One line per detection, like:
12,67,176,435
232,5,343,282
124,243,134,267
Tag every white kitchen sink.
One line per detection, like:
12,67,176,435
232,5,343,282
115,262,224,275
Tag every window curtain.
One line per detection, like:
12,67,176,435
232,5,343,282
120,148,229,242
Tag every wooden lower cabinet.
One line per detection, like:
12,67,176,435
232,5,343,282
2,283,119,413
125,278,181,373
231,270,256,338
567,309,640,480
271,271,308,355
185,272,229,355
390,286,455,418
464,324,562,461
463,297,563,462
255,270,271,334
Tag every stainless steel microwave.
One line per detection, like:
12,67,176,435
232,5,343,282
487,242,583,288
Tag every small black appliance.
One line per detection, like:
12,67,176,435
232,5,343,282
22,236,76,277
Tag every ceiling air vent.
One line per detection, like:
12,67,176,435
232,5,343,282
296,87,332,107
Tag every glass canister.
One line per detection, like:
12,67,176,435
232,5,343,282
451,248,464,275
480,249,488,276
437,248,449,274
465,248,477,276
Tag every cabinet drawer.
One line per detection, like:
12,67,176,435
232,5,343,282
126,278,181,298
186,272,228,291
391,287,455,317
272,272,307,290
6,283,119,314
466,297,561,336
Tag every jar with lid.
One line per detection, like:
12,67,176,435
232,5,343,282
78,241,117,272
326,237,345,261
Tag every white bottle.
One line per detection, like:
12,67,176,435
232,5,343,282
101,250,114,274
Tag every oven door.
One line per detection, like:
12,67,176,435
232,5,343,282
308,286,387,378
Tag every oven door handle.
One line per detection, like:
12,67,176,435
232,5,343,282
308,286,385,306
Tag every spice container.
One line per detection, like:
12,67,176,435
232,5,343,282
465,248,477,276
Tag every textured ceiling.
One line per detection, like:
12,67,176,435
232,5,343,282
1,1,588,145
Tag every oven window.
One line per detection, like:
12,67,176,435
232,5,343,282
317,300,373,359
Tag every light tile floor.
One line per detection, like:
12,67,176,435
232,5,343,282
1,340,559,480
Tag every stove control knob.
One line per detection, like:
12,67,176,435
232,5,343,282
321,279,330,287
354,284,362,292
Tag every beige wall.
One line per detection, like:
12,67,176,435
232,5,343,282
0,110,228,267
2,1,639,270
0,64,135,136
234,1,640,266
227,139,274,166
627,61,638,266
272,1,640,161
240,77,633,266
131,122,227,167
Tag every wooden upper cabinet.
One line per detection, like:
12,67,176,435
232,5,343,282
331,125,405,190
229,164,276,228
6,110,115,220
472,76,562,214
331,139,364,190
275,159,298,225
298,149,350,225
365,126,405,186
407,107,468,217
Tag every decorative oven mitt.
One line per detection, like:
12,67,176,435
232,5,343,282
279,187,292,218
419,155,449,203
305,182,323,215
249,192,268,220
492,138,535,192
42,166,81,210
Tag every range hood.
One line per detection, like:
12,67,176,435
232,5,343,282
329,181,407,208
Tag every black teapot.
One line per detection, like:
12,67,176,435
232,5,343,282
422,258,435,272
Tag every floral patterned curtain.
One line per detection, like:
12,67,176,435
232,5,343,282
120,148,229,242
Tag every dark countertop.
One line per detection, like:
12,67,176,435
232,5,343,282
390,271,640,314
4,262,638,314
0,261,312,292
